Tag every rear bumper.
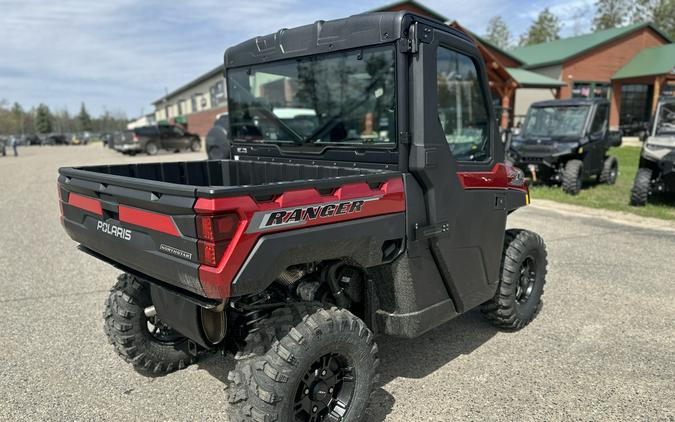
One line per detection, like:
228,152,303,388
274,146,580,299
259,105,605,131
114,143,142,152
61,208,205,296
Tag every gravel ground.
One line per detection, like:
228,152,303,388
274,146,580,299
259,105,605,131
0,144,673,421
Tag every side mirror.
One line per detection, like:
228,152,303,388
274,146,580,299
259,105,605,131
608,130,622,147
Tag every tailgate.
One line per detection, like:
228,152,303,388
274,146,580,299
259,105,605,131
57,173,205,296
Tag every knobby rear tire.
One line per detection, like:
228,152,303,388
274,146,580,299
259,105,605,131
103,273,195,374
227,304,379,422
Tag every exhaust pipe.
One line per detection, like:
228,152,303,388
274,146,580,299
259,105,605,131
144,305,156,318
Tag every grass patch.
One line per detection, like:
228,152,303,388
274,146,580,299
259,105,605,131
529,146,675,221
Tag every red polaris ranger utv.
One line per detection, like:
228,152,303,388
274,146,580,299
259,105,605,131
58,12,548,422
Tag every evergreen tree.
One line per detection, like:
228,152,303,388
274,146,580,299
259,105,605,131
78,102,92,131
593,0,631,30
519,8,562,46
35,103,53,134
11,102,24,134
484,16,513,49
631,0,675,39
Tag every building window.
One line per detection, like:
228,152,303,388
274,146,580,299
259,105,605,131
572,82,609,99
210,80,226,107
177,100,186,116
191,94,198,113
165,106,171,118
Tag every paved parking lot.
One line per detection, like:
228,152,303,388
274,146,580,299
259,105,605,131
1,145,673,421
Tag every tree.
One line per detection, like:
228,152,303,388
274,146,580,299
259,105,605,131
484,16,512,49
35,103,53,134
519,8,562,46
11,102,24,134
593,0,631,30
571,4,592,35
631,0,675,39
78,102,92,131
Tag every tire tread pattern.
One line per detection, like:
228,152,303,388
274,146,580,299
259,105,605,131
227,303,379,422
103,273,195,374
630,167,652,206
481,229,547,331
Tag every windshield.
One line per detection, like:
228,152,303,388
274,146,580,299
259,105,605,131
522,106,590,138
227,45,396,150
654,101,675,136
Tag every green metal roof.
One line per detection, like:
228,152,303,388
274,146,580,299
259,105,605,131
471,33,524,65
506,67,566,88
613,44,675,80
509,22,672,68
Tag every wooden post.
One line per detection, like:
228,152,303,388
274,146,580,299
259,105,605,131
500,93,510,129
651,76,664,114
610,80,622,130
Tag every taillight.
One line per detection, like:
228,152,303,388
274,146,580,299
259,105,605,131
196,213,239,266
197,214,238,241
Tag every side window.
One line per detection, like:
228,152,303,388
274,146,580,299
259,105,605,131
590,104,608,134
436,46,491,162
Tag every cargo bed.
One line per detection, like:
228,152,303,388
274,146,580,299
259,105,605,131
59,159,399,198
58,159,404,299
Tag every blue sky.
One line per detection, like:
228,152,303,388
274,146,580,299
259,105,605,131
0,0,594,117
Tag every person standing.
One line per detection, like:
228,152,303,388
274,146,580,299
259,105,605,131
11,136,18,157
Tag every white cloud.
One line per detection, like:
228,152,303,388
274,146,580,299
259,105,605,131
0,0,596,116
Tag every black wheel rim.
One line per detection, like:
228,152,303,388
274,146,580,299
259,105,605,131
516,256,537,304
293,352,356,422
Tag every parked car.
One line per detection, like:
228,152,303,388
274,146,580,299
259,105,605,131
71,132,90,145
630,96,675,206
506,98,622,195
25,134,43,146
57,12,548,421
114,125,201,155
44,134,69,145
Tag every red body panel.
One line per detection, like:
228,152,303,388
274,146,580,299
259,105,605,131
457,163,528,192
195,177,406,298
118,206,180,237
67,193,103,216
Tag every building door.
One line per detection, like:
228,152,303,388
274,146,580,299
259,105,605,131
619,84,653,130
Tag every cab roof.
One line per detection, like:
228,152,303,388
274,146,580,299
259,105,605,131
224,11,471,69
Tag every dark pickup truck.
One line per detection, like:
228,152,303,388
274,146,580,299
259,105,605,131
58,11,548,422
114,124,202,155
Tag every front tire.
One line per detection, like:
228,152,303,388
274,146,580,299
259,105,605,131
227,304,379,422
599,156,618,185
482,229,547,330
562,159,583,195
103,273,195,374
630,167,652,206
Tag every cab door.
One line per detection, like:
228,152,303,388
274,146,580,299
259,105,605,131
585,102,609,175
408,23,509,313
